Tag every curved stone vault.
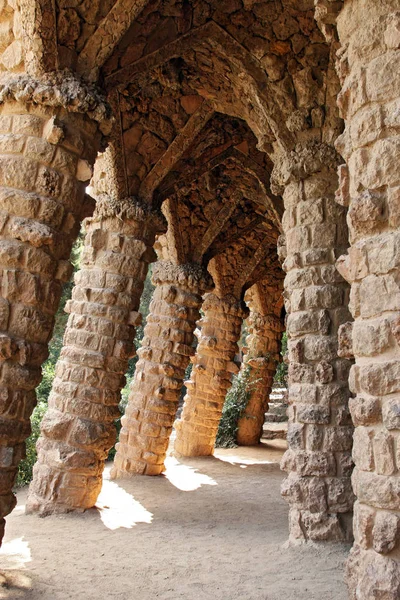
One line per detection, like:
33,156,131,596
0,1,398,599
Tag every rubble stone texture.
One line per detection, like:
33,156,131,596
237,279,284,446
277,141,354,543
111,261,213,476
173,227,282,457
335,1,400,597
174,293,248,457
0,72,107,541
27,196,164,514
0,2,398,598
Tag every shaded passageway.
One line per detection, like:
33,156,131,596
2,443,349,600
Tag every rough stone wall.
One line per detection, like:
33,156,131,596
112,261,213,477
335,2,400,597
0,1,23,74
277,141,354,543
173,235,282,457
102,0,334,150
27,196,163,515
0,72,108,540
174,293,248,457
237,280,284,446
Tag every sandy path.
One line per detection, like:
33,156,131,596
0,443,350,600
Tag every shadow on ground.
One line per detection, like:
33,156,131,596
1,442,350,600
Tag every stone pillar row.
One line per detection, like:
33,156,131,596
335,3,400,597
27,197,165,515
112,261,213,477
0,70,110,541
174,293,248,457
275,140,354,543
236,311,284,447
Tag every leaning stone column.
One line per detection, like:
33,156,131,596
275,141,354,543
174,294,248,457
0,72,108,541
27,197,164,515
335,3,400,597
111,261,213,477
236,312,284,446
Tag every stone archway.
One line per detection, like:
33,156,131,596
0,2,397,599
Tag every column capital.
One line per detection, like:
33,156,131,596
202,293,249,320
87,195,167,235
271,140,341,194
248,312,285,335
152,261,214,295
0,70,112,136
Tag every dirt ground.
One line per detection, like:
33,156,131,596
0,441,350,600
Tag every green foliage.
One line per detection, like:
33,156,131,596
16,233,85,487
274,331,288,387
16,236,158,484
215,367,252,449
15,401,47,487
108,267,155,460
239,319,248,350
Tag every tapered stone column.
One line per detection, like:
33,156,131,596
112,261,213,477
335,3,400,597
174,293,248,457
236,311,284,446
27,197,164,515
275,141,354,542
0,71,109,541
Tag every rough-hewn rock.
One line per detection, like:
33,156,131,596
237,279,284,446
276,141,354,543
26,196,165,515
0,81,104,540
111,261,213,477
336,1,400,597
0,3,398,598
174,293,248,457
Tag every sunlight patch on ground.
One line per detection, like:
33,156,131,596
213,454,276,466
0,537,31,569
96,480,153,530
164,457,217,491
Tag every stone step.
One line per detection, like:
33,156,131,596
262,421,288,441
267,402,288,414
264,414,288,423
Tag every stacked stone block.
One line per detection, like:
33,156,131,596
174,293,248,457
0,72,108,541
112,261,212,477
237,311,284,447
27,197,163,514
335,2,400,597
276,141,354,542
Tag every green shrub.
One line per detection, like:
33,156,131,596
215,367,252,449
274,331,288,387
108,267,156,461
15,401,47,487
15,234,84,487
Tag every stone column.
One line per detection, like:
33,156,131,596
27,197,164,515
174,294,248,457
111,261,213,477
275,141,354,543
236,312,284,446
0,72,109,541
335,3,400,597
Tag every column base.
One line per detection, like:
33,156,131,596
111,455,165,478
173,423,215,457
346,545,400,600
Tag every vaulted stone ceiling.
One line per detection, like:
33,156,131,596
69,0,339,298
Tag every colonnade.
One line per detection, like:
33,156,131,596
0,2,398,597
